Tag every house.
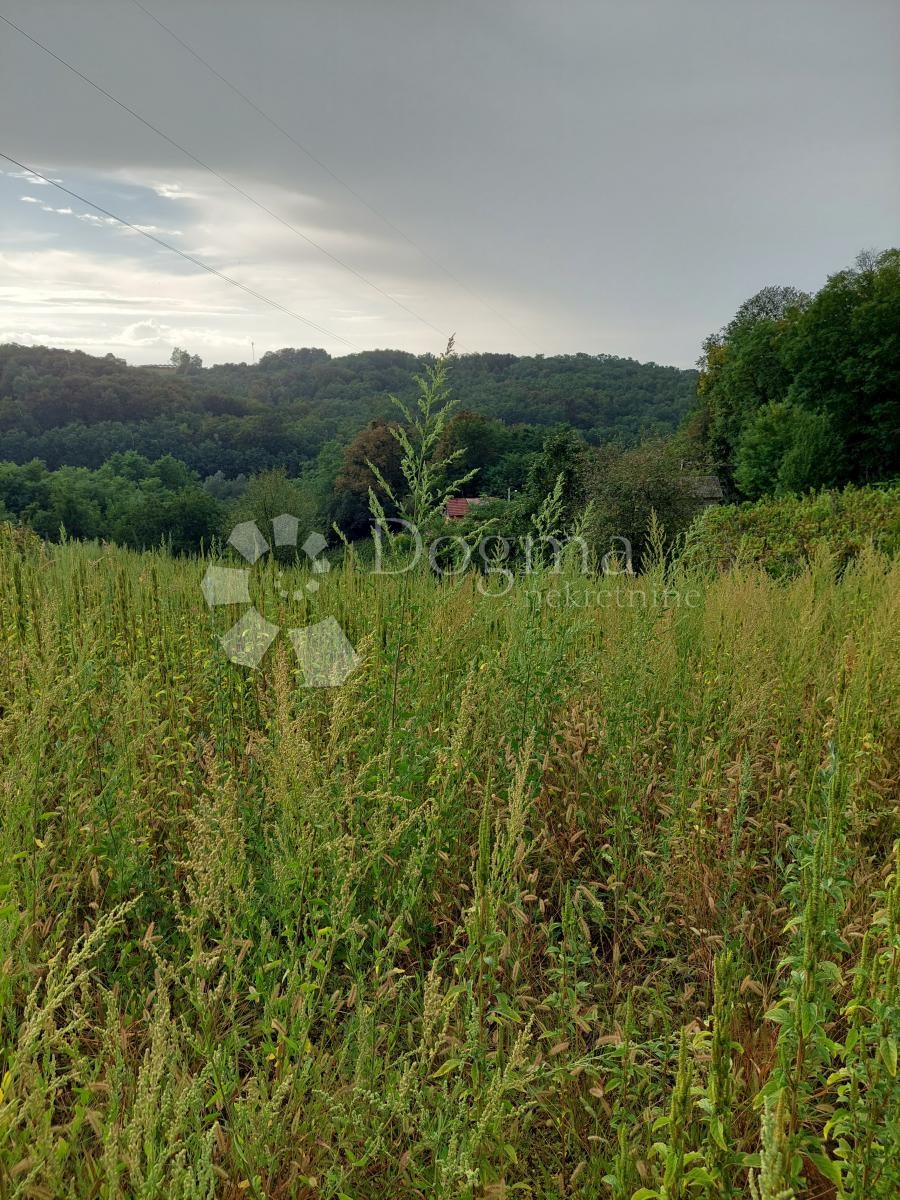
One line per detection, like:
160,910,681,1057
445,496,496,520
687,475,724,505
678,463,724,506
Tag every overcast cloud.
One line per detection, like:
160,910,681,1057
0,0,897,366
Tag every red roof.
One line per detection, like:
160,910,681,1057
446,497,472,519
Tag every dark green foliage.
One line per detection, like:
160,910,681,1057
328,419,406,538
690,250,900,498
584,438,706,565
783,250,900,483
444,430,712,570
434,409,545,497
0,343,697,480
0,454,224,553
733,403,842,500
519,427,592,528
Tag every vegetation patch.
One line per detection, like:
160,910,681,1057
0,523,896,1198
682,484,900,578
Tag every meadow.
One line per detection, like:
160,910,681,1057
0,523,897,1198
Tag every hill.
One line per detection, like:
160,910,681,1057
0,343,697,479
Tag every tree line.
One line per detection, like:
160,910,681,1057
688,248,899,497
0,247,896,559
0,344,697,478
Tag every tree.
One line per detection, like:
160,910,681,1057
32,468,105,542
694,286,809,491
688,252,900,496
584,439,703,566
783,249,900,484
329,420,406,538
294,441,344,531
227,469,309,561
519,428,590,530
1,341,699,482
734,404,841,498
724,285,811,335
434,409,505,486
170,347,203,374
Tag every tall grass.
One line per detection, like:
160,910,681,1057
0,523,897,1198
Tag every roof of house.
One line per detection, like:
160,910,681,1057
446,497,473,518
689,475,725,502
445,495,500,518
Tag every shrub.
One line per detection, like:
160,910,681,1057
682,483,900,578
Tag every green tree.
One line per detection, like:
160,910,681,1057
694,286,809,490
584,439,703,565
689,251,900,496
434,409,505,487
784,249,900,484
735,404,843,498
519,427,590,530
329,419,406,538
228,469,309,560
170,347,203,374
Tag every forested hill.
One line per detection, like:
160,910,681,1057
0,343,696,478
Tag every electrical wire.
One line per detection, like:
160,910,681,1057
129,0,538,352
0,151,362,350
0,10,456,346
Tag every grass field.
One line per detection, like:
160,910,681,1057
0,524,897,1198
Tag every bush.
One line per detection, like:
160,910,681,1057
682,483,900,578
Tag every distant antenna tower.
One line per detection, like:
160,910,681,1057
250,340,256,364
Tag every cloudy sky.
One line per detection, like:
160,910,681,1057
0,0,897,367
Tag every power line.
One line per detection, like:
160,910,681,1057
0,10,455,346
0,152,361,350
129,0,538,353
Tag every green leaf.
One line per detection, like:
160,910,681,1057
808,1151,842,1187
709,1115,728,1151
801,999,819,1038
432,1058,463,1078
764,1004,790,1025
879,1037,897,1077
684,1166,716,1186
818,959,842,986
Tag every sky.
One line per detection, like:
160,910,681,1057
0,0,897,368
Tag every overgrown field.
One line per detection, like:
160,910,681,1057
0,525,897,1198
